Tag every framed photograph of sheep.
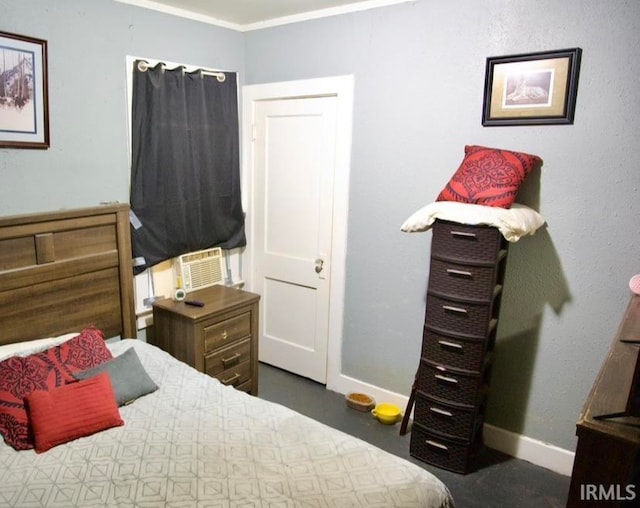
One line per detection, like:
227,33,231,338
0,31,49,148
482,48,582,126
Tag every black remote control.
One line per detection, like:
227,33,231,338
184,300,205,307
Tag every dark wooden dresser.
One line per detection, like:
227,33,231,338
409,219,509,473
567,296,640,507
151,285,260,395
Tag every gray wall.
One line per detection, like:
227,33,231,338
245,0,640,451
2,0,639,452
0,0,244,215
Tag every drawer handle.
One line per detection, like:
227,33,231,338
438,340,463,350
429,407,453,418
435,374,459,385
425,439,449,451
450,230,477,239
442,305,468,314
221,330,228,340
221,352,241,366
221,372,241,385
446,268,473,278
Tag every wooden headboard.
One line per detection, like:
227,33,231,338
0,204,136,345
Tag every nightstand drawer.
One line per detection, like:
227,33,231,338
428,258,500,303
204,312,251,352
213,360,251,389
431,220,503,265
205,338,251,376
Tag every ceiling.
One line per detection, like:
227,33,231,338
117,0,412,30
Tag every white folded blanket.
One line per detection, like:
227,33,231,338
401,201,545,242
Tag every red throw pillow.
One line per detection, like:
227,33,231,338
26,372,123,453
0,327,113,450
0,356,38,449
29,326,113,381
436,145,542,208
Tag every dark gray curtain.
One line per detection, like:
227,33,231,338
129,61,245,274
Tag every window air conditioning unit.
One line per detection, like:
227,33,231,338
174,247,225,292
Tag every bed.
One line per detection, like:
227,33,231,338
0,204,454,507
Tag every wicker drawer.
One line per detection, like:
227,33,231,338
204,312,251,352
205,338,251,376
414,391,485,440
431,220,504,265
417,359,488,407
410,421,481,474
425,293,493,338
422,327,491,372
428,257,501,303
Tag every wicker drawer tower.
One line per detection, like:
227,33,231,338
409,219,509,473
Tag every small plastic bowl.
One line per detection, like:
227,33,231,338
346,392,375,412
371,403,402,425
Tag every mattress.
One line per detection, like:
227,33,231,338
0,339,453,507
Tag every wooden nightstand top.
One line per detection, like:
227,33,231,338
153,285,260,320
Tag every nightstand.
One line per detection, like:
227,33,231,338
151,285,260,395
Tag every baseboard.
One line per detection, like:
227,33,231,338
327,372,575,477
483,423,574,476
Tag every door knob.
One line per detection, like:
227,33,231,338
315,258,324,274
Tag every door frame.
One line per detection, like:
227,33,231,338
241,75,354,390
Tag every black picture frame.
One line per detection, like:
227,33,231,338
482,48,582,126
0,31,50,149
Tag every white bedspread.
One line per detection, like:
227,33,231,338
0,340,453,507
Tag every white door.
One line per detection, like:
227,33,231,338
251,96,337,383
243,76,353,389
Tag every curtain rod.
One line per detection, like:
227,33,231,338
136,60,226,82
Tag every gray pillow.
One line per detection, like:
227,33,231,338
73,347,158,406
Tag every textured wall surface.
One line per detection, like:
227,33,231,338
244,0,640,450
0,0,244,216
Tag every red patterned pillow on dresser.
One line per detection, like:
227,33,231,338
436,145,542,208
0,327,113,450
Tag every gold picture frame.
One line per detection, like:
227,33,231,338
482,48,582,126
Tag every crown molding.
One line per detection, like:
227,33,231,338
114,0,416,32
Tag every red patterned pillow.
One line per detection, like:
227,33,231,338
436,145,542,208
29,326,113,381
26,372,123,453
0,327,112,450
0,356,38,449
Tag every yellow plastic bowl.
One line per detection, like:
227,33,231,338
371,403,402,425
